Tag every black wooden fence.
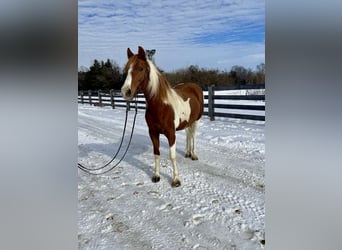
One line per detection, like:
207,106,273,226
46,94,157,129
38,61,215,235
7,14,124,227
203,84,265,121
78,84,265,121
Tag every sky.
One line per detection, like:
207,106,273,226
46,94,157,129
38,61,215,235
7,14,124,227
78,0,265,72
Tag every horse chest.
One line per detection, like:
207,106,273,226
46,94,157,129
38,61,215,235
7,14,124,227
145,105,173,132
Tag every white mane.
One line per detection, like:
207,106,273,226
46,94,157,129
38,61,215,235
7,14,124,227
147,60,160,97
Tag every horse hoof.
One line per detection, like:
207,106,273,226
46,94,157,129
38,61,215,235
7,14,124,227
185,153,191,158
171,179,181,187
152,175,160,183
191,155,198,160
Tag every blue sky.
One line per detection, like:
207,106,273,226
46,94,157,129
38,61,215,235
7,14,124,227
78,0,264,72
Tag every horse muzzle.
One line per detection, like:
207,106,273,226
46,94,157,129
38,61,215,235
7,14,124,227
121,87,133,100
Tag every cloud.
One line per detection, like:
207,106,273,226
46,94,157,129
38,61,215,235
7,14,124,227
78,0,265,71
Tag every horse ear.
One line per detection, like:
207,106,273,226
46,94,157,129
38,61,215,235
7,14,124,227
127,48,134,58
137,46,146,60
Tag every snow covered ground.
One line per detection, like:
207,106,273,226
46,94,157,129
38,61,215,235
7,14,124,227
78,103,265,249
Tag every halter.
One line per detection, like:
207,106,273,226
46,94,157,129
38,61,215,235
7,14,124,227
77,96,138,175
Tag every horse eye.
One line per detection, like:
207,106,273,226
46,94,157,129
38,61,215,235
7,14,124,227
138,66,144,71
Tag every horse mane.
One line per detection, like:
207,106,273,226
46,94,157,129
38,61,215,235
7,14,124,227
147,60,170,102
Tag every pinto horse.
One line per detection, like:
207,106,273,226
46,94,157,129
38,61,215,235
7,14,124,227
121,46,203,187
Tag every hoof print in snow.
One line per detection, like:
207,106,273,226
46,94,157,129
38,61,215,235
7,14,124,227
105,213,114,221
151,175,160,183
106,196,115,201
211,199,219,204
234,209,241,214
172,179,181,187
240,227,255,240
192,214,205,225
183,221,190,227
147,190,159,195
158,203,173,211
112,222,129,233
235,209,241,214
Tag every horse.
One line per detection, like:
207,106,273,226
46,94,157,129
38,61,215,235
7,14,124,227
121,46,204,187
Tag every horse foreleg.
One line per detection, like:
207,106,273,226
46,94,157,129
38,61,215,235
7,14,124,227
152,155,161,183
149,131,161,183
166,132,181,187
170,142,181,187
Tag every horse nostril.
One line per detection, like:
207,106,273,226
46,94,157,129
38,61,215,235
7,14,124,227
126,89,131,97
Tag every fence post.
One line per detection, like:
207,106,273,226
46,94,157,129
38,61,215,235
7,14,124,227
110,89,115,109
98,89,102,106
208,85,215,121
88,90,92,105
80,90,84,104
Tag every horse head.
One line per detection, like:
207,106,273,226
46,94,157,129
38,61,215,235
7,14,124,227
121,46,150,100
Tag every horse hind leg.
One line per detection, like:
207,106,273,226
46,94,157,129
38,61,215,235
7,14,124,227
185,128,192,158
185,120,199,160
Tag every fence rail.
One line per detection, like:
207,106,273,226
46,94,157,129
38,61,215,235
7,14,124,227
78,84,265,121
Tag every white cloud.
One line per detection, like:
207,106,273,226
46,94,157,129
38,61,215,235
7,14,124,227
78,0,265,71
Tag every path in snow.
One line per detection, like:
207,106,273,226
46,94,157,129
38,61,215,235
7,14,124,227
78,104,265,249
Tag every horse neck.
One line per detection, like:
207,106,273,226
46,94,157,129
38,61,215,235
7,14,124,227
143,72,171,104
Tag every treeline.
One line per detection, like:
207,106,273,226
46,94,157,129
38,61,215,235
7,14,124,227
78,59,123,90
78,59,265,91
164,64,265,87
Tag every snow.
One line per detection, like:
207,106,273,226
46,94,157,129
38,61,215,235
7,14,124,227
78,103,265,249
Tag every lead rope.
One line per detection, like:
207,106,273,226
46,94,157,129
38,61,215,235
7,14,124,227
77,96,138,175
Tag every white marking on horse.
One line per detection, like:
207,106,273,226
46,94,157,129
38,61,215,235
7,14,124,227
166,89,191,129
146,60,160,97
169,143,179,183
154,154,160,178
121,64,133,98
185,120,199,159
